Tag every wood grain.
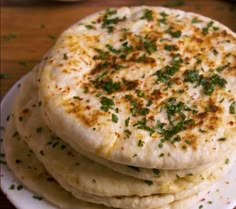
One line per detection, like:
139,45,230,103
0,0,236,208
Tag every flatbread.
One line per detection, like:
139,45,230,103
3,117,110,209
38,6,236,169
3,115,216,209
13,69,236,209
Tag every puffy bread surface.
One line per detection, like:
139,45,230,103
39,6,236,169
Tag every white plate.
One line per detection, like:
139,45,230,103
0,77,236,209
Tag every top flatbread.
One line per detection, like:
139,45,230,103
39,6,236,169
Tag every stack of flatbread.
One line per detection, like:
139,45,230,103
4,6,236,209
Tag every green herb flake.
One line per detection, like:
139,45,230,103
3,33,17,41
125,117,130,127
111,113,118,123
217,137,227,141
48,35,57,40
85,24,94,29
144,180,153,185
73,96,80,99
39,150,45,156
216,63,230,72
137,140,144,147
18,61,28,66
199,205,203,209
225,158,229,164
0,73,9,79
202,21,214,35
127,165,140,172
100,96,114,112
82,86,88,93
229,101,235,114
9,184,15,190
101,80,121,94
141,9,153,21
184,69,200,83
33,195,43,200
17,185,23,190
135,89,145,97
164,0,184,7
191,17,202,24
159,153,164,157
19,116,23,121
36,127,43,133
38,101,42,107
185,139,191,145
143,38,157,54
63,53,68,60
152,168,161,177
164,44,178,51
124,129,132,138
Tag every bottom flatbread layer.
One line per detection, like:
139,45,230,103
3,117,216,209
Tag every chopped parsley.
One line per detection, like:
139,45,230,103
111,113,118,123
85,24,94,29
133,118,155,135
127,165,140,172
18,61,28,66
216,63,230,72
184,71,227,95
229,101,235,114
158,12,168,24
36,127,43,133
0,73,9,79
3,33,17,41
124,129,132,138
101,9,126,32
152,168,161,177
33,195,43,200
63,53,68,60
137,139,144,147
125,117,130,127
101,80,121,94
184,69,200,83
164,44,178,51
144,180,153,185
191,17,202,24
202,21,214,35
217,137,227,141
225,158,229,164
48,35,57,40
142,37,157,54
100,97,114,112
140,9,153,21
166,27,182,38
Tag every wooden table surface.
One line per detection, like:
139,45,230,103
1,0,236,208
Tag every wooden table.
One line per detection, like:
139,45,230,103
1,0,236,208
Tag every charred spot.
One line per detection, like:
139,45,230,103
22,108,29,114
91,62,109,75
122,79,139,90
152,89,162,100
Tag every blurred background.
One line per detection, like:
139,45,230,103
0,0,236,208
